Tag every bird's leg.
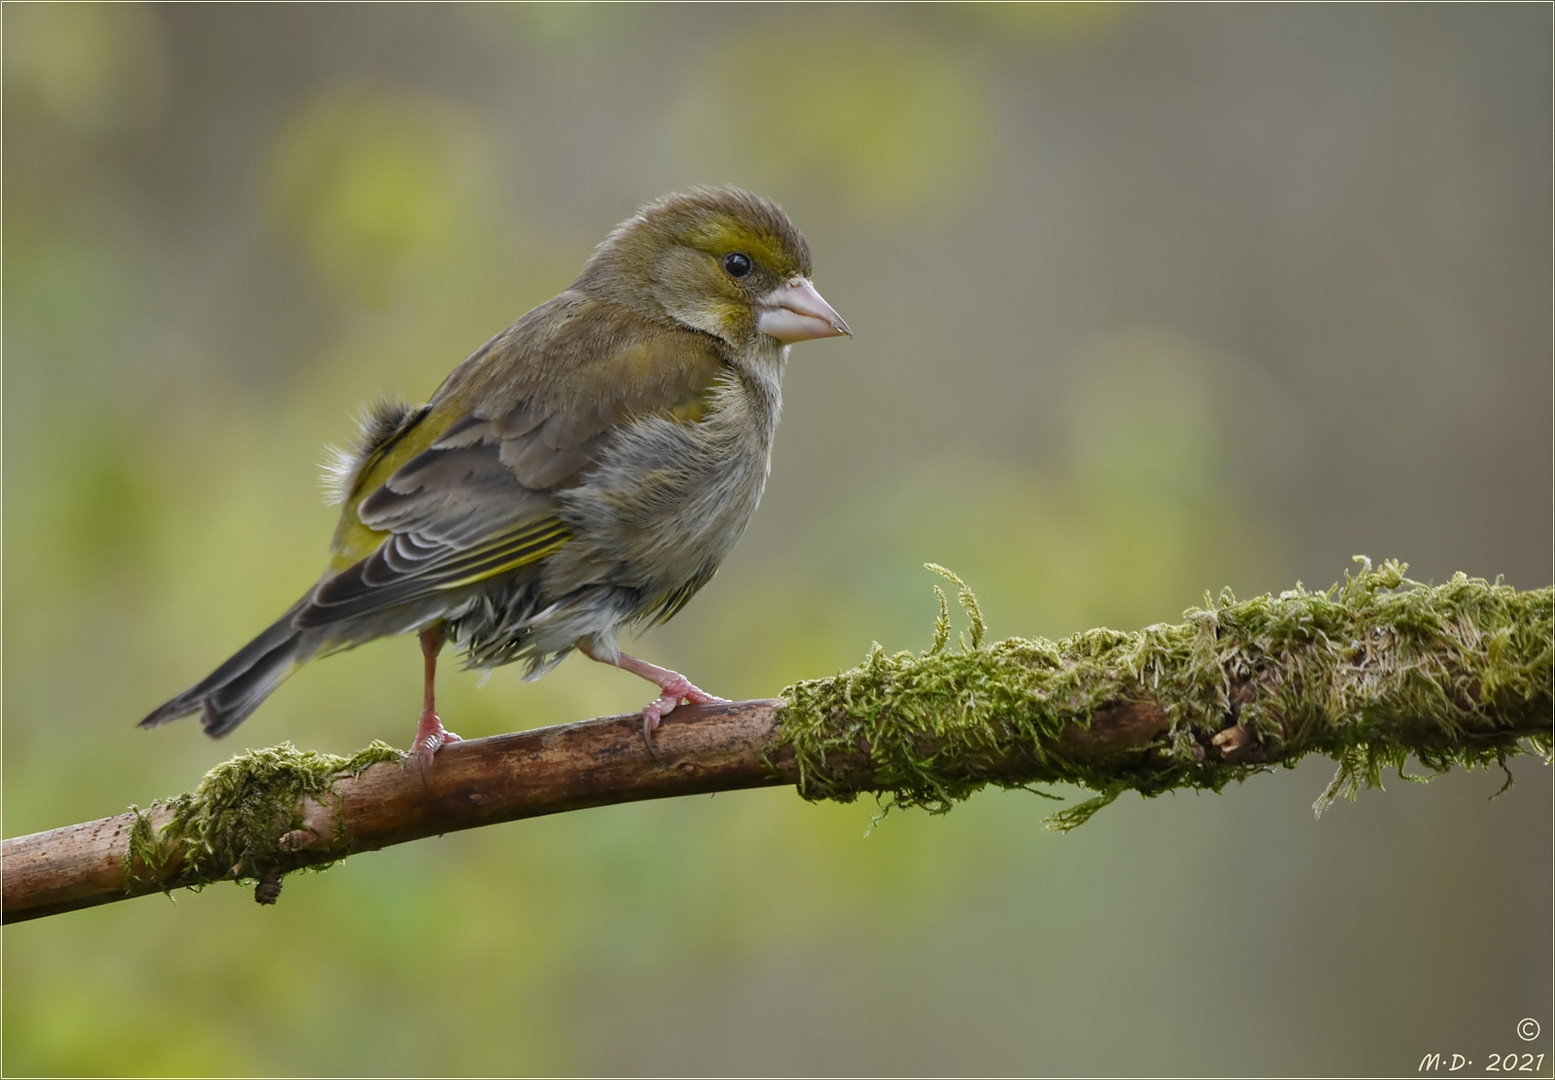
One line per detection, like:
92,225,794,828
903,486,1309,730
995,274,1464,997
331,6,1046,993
577,641,727,745
412,622,461,768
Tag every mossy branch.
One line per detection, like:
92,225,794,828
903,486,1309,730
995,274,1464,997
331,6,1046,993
4,559,1549,923
783,557,1551,828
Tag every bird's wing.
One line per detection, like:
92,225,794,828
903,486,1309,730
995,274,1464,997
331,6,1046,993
298,294,727,627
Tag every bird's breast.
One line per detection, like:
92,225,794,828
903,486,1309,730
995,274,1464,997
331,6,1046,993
547,365,782,600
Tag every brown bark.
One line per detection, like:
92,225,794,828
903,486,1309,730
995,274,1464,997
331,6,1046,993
10,566,1545,925
2,696,1171,924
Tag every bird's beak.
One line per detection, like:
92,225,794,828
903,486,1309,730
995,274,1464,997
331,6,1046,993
755,277,851,344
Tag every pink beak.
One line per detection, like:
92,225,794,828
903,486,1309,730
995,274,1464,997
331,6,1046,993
755,277,851,344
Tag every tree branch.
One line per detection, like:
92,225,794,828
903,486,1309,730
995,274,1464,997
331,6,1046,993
5,559,1549,923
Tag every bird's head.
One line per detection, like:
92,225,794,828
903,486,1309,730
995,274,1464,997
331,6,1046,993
576,187,850,350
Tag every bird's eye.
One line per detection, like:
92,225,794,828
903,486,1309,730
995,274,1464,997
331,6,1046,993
722,252,753,279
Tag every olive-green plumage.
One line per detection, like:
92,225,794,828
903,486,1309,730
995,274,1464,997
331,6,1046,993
141,187,849,757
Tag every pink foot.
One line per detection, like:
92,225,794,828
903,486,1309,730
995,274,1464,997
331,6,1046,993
412,708,461,770
573,641,727,751
641,677,726,743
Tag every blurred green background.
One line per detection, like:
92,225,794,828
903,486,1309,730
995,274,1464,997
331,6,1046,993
4,4,1550,1076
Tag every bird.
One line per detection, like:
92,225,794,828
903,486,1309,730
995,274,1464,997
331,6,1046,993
140,186,849,766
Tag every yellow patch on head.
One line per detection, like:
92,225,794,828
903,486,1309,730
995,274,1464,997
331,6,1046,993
689,219,789,272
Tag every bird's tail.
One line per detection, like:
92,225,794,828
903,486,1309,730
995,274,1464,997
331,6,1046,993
139,597,313,738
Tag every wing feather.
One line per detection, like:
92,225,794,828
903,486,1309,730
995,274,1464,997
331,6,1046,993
301,293,727,630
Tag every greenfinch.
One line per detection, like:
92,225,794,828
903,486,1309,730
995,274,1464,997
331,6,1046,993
141,187,849,764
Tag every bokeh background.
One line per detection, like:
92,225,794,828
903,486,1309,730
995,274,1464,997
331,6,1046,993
4,4,1550,1076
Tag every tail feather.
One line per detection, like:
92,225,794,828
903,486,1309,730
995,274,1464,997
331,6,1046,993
140,598,312,738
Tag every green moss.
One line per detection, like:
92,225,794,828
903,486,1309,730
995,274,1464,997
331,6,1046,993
126,741,404,896
778,558,1552,829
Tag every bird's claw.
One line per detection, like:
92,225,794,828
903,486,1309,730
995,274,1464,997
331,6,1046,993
412,710,461,770
640,678,726,746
